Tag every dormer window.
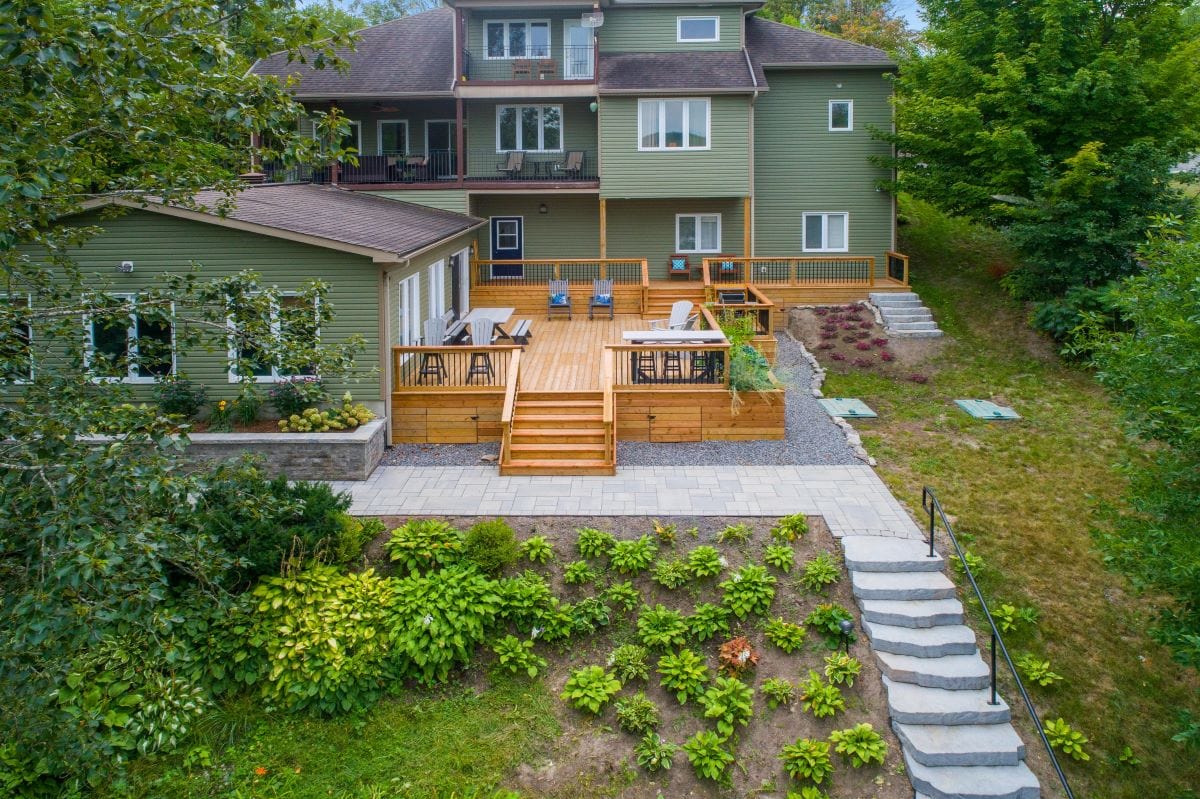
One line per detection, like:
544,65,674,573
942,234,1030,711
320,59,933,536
677,16,719,42
486,20,551,59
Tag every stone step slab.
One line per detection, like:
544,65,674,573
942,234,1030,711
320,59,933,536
895,722,1026,767
864,620,979,657
870,292,919,303
860,598,965,628
882,310,934,322
890,320,940,331
851,570,957,601
905,752,1040,799
843,536,944,572
890,329,945,339
883,676,1012,725
876,651,991,690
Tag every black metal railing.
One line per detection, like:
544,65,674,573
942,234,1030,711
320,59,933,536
921,487,1075,799
461,44,594,81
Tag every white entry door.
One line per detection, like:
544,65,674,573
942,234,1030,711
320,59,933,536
563,21,594,80
397,273,421,346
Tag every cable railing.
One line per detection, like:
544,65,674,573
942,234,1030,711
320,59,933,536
921,487,1075,799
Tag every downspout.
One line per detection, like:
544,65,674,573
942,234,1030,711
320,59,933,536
744,47,759,258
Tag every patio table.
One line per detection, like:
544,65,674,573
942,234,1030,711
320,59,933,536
462,307,516,341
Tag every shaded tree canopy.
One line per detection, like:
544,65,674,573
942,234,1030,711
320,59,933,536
758,0,920,56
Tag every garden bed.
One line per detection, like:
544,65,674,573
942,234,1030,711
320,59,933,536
788,304,943,382
180,418,386,480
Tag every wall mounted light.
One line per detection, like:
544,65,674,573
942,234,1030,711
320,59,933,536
538,203,549,214
589,100,598,113
117,261,134,273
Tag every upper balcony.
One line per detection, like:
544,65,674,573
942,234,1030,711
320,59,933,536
456,7,598,97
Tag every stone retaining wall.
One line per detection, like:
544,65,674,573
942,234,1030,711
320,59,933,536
183,419,386,481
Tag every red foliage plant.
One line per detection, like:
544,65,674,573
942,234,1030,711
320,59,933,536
852,357,873,368
817,341,835,350
871,338,889,348
830,352,846,361
718,636,759,675
909,373,929,384
855,341,872,351
859,321,873,329
880,350,895,362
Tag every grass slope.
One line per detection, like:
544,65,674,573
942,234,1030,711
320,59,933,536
821,198,1200,797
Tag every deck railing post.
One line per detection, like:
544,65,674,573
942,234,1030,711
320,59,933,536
868,256,876,286
553,262,561,280
903,254,910,286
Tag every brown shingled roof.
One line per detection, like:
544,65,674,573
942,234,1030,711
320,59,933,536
746,16,896,77
250,8,455,98
599,51,759,93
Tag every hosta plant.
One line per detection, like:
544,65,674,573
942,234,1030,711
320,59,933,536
829,723,888,767
638,604,689,650
1016,653,1063,688
686,545,725,578
719,565,777,619
764,543,795,573
385,519,463,575
652,519,677,545
716,522,753,544
761,677,796,709
658,648,710,704
682,730,735,783
687,602,731,642
577,527,615,559
764,618,807,653
563,560,598,585
616,691,661,733
717,636,759,676
561,666,622,714
800,552,840,592
952,549,985,576
699,676,754,739
635,732,679,772
602,580,640,612
1044,718,1090,761
823,652,861,687
610,535,658,575
652,557,692,589
771,514,808,542
787,789,830,799
496,570,555,632
569,597,612,635
804,603,855,643
799,670,845,718
779,737,834,784
608,643,650,683
519,535,553,564
492,635,546,678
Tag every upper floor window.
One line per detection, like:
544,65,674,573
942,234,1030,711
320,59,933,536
1,293,32,383
677,16,719,42
497,105,562,152
85,294,174,383
228,294,319,383
638,98,710,151
378,120,408,155
829,100,853,131
486,20,550,59
803,212,849,252
676,213,722,253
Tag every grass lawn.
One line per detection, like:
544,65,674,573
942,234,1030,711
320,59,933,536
813,198,1200,797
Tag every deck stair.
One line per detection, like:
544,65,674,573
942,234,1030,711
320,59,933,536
643,285,706,320
500,391,615,476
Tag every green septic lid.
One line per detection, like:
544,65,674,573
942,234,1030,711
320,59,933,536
953,399,1021,420
818,398,877,419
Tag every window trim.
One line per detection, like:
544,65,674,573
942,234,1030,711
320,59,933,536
84,293,177,384
828,100,853,132
676,16,720,42
483,19,552,59
1,292,33,384
675,213,722,254
495,104,564,153
637,97,712,152
376,119,409,156
226,292,320,384
427,260,447,319
802,212,850,253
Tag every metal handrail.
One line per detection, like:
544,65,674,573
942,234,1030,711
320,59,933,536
921,487,1075,799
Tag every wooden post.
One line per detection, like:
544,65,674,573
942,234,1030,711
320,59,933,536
599,198,607,259
455,97,465,185
743,196,751,257
868,256,876,286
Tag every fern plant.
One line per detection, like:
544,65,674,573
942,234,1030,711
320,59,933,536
563,560,598,585
637,604,689,649
657,648,710,703
608,643,650,683
686,545,725,578
764,618,807,653
491,635,547,678
800,552,840,592
682,730,735,783
602,580,640,612
829,723,887,767
719,565,777,618
1016,653,1064,688
716,522,754,544
764,543,795,573
610,535,658,575
616,691,661,734
652,557,692,589
687,602,731,642
771,514,808,542
385,519,463,575
699,676,754,739
518,535,553,564
577,527,615,559
761,677,796,709
561,666,621,714
1043,718,1090,761
799,670,845,718
779,737,834,784
635,732,679,772
823,652,861,687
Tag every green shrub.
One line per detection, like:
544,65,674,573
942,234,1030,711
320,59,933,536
682,730,735,783
719,565,777,619
232,384,262,427
658,648,710,703
800,552,840,592
385,519,463,576
1016,653,1064,687
764,618,807,653
561,666,621,714
823,652,861,687
993,602,1040,634
686,545,725,578
568,596,612,635
492,635,546,678
327,513,384,565
764,543,795,573
652,557,692,589
610,535,658,575
799,670,845,718
463,519,519,576
716,522,753,544
518,535,554,564
616,691,661,733
496,571,555,633
563,560,598,585
1044,718,1090,761
771,514,808,542
577,527,615,559
608,643,650,683
603,580,641,612
829,723,888,767
788,788,830,799
780,737,834,784
155,377,207,419
699,676,754,739
687,602,731,642
804,603,855,644
761,677,796,709
638,604,689,649
266,377,328,417
634,732,679,772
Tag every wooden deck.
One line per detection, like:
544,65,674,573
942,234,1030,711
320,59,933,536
520,314,648,392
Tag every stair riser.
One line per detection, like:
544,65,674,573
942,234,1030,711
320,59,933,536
877,660,991,691
512,434,605,444
845,558,945,574
513,417,604,427
889,322,939,331
890,706,1012,726
510,450,606,461
882,312,933,322
862,607,965,628
894,723,1026,768
852,584,957,601
500,465,614,476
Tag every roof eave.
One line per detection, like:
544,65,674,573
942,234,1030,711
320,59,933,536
757,60,897,69
599,87,760,95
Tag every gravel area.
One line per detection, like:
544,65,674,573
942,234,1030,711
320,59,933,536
382,333,859,467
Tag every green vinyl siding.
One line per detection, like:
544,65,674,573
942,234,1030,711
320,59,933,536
471,195,600,259
599,6,741,52
753,69,894,271
599,95,750,198
606,198,743,275
465,9,584,82
367,190,470,215
300,101,457,157
465,99,597,175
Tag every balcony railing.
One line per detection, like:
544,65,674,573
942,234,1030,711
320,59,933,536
266,148,597,186
472,258,645,287
702,257,878,286
462,44,595,82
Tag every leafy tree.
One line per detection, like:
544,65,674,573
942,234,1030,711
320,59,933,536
350,0,441,26
759,0,920,56
884,0,1200,299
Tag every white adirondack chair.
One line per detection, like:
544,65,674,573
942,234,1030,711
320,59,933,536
649,300,694,331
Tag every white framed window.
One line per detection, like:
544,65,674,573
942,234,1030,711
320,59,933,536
1,293,33,383
677,16,719,42
485,20,551,59
496,105,562,152
828,100,853,131
396,273,421,347
802,212,849,252
85,294,175,383
676,213,722,253
377,120,408,155
427,260,447,319
638,98,710,151
227,293,319,383
310,118,361,155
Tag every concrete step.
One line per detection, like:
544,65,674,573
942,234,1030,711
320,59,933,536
870,292,919,303
895,722,1026,767
876,651,991,690
851,570,957,601
860,598,965,628
890,320,940,331
890,329,945,339
842,536,944,573
881,310,933,322
905,752,1040,799
864,621,978,657
883,677,1011,726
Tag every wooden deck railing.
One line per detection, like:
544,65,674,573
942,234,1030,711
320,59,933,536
710,284,775,336
702,257,877,286
472,258,646,287
601,349,615,467
499,349,522,465
886,251,910,285
392,345,521,390
607,343,731,390
640,259,650,314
